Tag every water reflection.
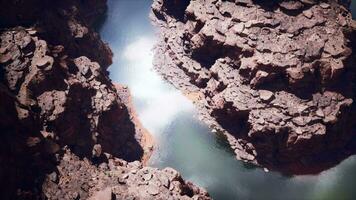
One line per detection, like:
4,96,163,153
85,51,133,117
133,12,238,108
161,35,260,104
100,0,356,199
121,37,194,133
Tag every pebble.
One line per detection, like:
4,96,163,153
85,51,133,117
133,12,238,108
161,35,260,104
92,144,102,157
48,172,58,183
303,10,313,19
122,174,129,179
28,30,37,35
96,92,103,99
118,176,126,184
158,175,170,188
232,23,245,34
320,3,330,9
143,173,153,181
147,185,160,196
259,90,274,102
316,109,324,118
35,56,52,68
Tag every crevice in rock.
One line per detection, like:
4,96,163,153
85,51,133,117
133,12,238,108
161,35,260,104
191,38,241,69
151,0,356,174
211,102,250,138
162,0,191,21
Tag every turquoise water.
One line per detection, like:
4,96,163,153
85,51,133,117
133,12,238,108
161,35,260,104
100,1,356,199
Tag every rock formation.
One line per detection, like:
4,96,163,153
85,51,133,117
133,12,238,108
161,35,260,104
151,0,356,174
43,149,209,200
0,0,210,199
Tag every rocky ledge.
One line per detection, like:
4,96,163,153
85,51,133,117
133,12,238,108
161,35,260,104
43,149,209,200
151,0,356,174
0,0,210,199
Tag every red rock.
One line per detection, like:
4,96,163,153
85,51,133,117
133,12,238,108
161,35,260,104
259,90,274,102
0,53,12,63
151,0,356,174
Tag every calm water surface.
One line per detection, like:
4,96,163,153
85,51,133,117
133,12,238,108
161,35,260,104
100,1,356,199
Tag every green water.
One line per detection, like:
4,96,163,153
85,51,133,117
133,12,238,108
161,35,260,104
100,1,356,199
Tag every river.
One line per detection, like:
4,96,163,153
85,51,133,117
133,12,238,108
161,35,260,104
99,1,356,199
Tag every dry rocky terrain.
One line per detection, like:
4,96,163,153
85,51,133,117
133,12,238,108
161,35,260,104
151,0,356,174
0,0,210,199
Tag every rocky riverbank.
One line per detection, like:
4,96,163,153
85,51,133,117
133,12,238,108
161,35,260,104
43,149,209,200
151,0,356,174
114,84,155,165
0,0,210,199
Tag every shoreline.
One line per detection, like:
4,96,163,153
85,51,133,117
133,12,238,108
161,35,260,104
114,84,155,166
153,37,356,175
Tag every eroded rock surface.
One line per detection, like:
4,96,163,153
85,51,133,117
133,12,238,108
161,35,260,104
0,0,113,68
0,0,210,199
0,24,142,200
151,0,356,174
43,150,209,200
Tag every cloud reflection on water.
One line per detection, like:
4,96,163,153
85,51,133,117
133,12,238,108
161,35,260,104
121,36,194,135
120,36,356,200
120,37,354,199
102,1,356,199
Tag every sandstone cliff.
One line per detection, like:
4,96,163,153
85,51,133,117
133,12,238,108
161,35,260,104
0,0,210,199
151,0,356,174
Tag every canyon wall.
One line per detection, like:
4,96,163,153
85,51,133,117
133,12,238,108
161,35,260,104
0,0,210,199
151,0,356,174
